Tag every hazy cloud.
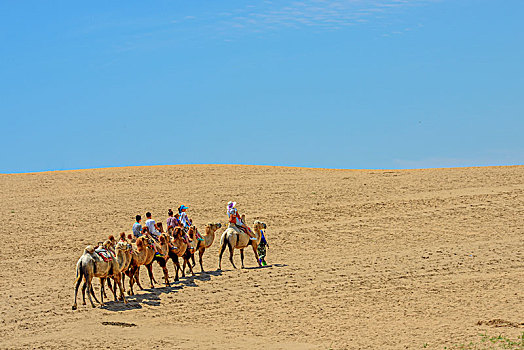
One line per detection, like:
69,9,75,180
190,0,440,33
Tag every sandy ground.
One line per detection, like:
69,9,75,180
1,165,523,349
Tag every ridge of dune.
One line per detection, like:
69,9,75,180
2,163,523,176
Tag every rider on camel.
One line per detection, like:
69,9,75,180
227,201,256,240
178,205,204,242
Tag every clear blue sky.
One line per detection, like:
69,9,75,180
1,0,522,173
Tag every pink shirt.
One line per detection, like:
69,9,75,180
166,216,179,228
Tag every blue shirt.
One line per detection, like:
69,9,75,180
132,222,142,238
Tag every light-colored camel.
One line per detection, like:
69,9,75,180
72,243,128,310
104,233,135,298
81,238,124,304
190,223,222,272
218,220,266,270
167,226,195,281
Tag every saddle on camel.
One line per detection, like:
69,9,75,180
95,244,113,262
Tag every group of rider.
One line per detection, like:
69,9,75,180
131,202,260,250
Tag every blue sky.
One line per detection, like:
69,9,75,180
1,0,522,173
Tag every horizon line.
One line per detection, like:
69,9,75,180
2,163,523,176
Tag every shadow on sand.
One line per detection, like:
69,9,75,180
99,269,226,311
97,264,286,311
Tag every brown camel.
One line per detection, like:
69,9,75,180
218,220,266,270
152,233,171,286
167,226,195,281
190,223,222,272
127,233,157,295
72,243,128,310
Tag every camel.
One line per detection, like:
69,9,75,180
190,223,222,272
125,223,175,294
167,226,195,281
81,238,123,303
152,233,172,286
72,243,128,310
218,220,266,270
103,233,135,298
126,234,157,295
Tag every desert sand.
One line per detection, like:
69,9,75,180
1,165,523,349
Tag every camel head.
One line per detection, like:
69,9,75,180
167,226,175,237
188,226,197,239
253,220,267,231
205,222,222,234
119,232,127,241
172,227,183,239
136,236,145,251
115,240,131,252
207,222,222,230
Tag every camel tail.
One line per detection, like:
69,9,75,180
74,260,83,285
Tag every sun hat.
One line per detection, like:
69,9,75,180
227,201,236,209
180,204,188,210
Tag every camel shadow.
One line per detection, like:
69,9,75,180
95,264,286,312
173,269,223,287
99,270,224,311
100,300,143,311
237,263,289,271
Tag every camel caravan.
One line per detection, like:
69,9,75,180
72,202,268,310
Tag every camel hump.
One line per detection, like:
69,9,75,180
84,245,95,254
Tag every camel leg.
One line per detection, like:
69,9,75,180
90,285,100,304
145,263,155,288
110,278,118,301
252,244,262,267
121,273,126,293
218,241,227,270
83,281,100,305
135,266,144,290
228,242,236,269
81,281,87,305
240,249,245,269
185,256,195,277
99,278,106,306
182,258,187,278
85,275,96,308
172,257,180,282
106,278,117,301
199,248,205,272
191,253,196,268
72,272,83,310
162,265,170,286
114,273,128,304
127,267,136,296
101,277,108,299
157,258,170,286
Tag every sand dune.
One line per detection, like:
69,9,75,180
1,165,523,349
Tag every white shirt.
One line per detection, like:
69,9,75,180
145,218,159,236
179,212,190,227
